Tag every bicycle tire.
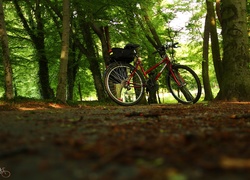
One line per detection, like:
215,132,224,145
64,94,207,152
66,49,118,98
167,64,202,104
104,62,145,106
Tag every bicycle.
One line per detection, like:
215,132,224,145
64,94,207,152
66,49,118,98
104,42,202,106
0,167,11,178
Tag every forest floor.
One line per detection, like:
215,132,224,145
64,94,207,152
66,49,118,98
1,100,250,180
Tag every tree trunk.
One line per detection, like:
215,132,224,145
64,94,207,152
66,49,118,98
80,21,106,101
56,0,70,103
67,40,80,101
208,1,223,89
137,4,162,104
139,4,162,49
217,0,250,101
216,0,222,25
0,0,14,100
91,24,111,66
36,43,54,99
147,72,159,104
202,4,213,101
45,0,77,101
88,57,105,101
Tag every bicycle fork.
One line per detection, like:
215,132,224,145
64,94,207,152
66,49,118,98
170,69,194,101
170,69,186,87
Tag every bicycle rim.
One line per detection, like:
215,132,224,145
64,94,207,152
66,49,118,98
104,63,145,106
167,64,202,104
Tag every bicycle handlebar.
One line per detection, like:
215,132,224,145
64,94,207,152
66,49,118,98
153,42,179,55
166,42,179,49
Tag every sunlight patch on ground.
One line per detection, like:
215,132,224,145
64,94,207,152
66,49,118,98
7,102,68,111
18,107,46,111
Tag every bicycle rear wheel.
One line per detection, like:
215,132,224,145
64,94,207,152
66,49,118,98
104,62,145,106
167,64,202,104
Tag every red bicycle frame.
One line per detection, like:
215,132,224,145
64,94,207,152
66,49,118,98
128,55,184,87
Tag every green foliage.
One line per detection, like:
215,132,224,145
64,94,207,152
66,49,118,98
2,0,248,101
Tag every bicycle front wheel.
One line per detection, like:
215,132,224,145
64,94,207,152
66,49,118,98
167,64,202,104
104,62,145,106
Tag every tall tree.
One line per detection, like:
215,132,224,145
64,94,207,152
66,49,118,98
44,0,78,101
209,0,223,89
72,2,107,101
217,0,250,100
202,0,214,101
13,0,54,99
136,3,163,104
56,0,70,103
0,0,14,100
80,21,106,101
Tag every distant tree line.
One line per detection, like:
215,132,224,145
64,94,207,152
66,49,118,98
0,0,249,103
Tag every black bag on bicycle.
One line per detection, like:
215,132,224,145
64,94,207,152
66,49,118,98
109,44,139,63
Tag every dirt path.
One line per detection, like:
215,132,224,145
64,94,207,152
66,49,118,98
1,102,250,180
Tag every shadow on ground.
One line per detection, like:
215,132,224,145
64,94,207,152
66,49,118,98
1,101,250,179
